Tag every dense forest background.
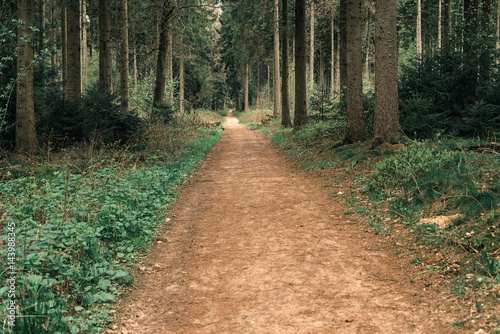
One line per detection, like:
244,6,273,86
1,0,500,333
2,0,500,154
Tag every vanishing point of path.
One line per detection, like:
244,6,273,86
109,115,460,334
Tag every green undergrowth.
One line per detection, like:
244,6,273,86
0,116,222,333
255,119,500,329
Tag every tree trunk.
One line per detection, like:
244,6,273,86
179,56,184,114
438,0,442,49
61,7,67,88
50,1,57,82
133,47,138,92
281,0,291,127
167,22,174,104
99,0,112,93
273,0,281,116
309,0,315,94
267,64,270,102
119,0,130,112
330,11,335,98
416,0,422,61
294,0,307,128
497,0,500,64
443,0,452,51
153,0,175,110
319,43,324,89
66,1,81,102
153,11,159,72
339,0,347,94
16,0,38,153
374,0,401,143
345,0,369,142
243,63,249,111
81,0,87,89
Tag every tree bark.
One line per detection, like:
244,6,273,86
153,0,175,110
179,56,185,113
339,0,347,94
99,0,112,93
416,0,422,61
273,0,281,116
281,0,292,127
345,0,369,142
330,10,335,98
374,0,401,143
16,0,38,153
50,1,57,82
497,0,500,63
119,0,130,113
309,0,315,94
443,0,451,51
61,7,67,88
81,0,87,89
438,0,442,50
133,47,138,92
294,0,307,128
66,1,81,102
167,22,174,104
243,63,249,111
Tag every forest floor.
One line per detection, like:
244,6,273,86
106,113,467,334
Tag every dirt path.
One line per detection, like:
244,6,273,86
108,115,461,334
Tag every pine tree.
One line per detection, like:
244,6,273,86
16,0,38,153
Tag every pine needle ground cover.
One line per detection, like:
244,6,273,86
0,113,222,334
251,118,500,331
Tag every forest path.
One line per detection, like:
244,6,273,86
108,114,459,334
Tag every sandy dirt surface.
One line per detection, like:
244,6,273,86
107,115,463,334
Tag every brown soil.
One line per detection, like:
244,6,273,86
107,115,464,334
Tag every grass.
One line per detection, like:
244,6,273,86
0,110,223,334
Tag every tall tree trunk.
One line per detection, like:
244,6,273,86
243,63,249,111
66,1,81,102
50,1,57,83
374,0,401,143
364,2,373,82
438,0,442,49
416,0,422,61
497,0,500,64
281,0,292,127
273,0,281,116
294,0,307,128
443,0,452,51
16,0,38,153
119,0,130,112
345,0,369,142
309,0,315,94
319,43,324,88
267,64,270,102
81,0,87,89
179,56,185,113
99,0,112,93
330,10,335,98
167,22,174,104
336,29,340,94
61,7,67,88
339,0,347,94
153,0,175,110
133,47,138,92
153,11,159,72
